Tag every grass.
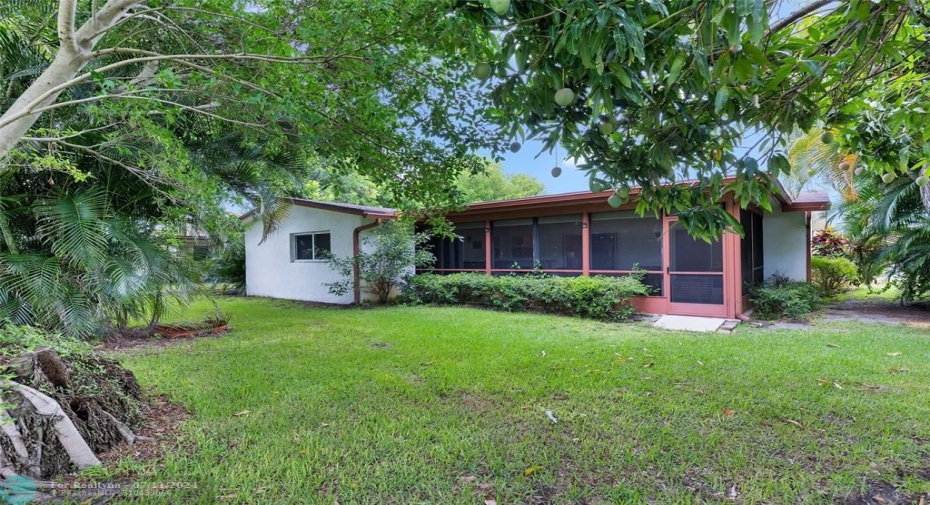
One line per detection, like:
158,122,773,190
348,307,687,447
112,297,930,504
835,284,901,303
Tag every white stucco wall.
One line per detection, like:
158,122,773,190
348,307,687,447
245,206,373,304
763,210,808,281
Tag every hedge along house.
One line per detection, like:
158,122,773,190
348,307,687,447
242,199,398,304
419,181,829,319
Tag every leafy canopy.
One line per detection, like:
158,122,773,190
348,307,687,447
446,0,930,238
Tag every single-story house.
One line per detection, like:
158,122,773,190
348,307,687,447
242,200,397,304
242,180,829,318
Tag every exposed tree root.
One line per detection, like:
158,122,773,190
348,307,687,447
0,346,144,478
5,382,101,471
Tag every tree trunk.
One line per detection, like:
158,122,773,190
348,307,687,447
0,0,146,160
0,50,87,159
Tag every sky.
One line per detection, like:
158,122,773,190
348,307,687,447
488,141,589,194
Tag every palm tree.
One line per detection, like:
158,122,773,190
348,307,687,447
840,171,930,300
786,127,930,297
784,127,860,202
0,187,198,336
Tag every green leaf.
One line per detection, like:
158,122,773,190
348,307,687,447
714,87,730,114
768,153,791,175
726,11,741,47
666,54,686,86
693,49,711,83
621,17,646,63
614,66,632,88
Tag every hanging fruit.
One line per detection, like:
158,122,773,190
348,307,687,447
474,63,491,80
551,166,562,178
509,142,521,153
589,178,608,192
820,131,834,144
881,173,896,183
554,88,575,107
607,194,623,208
489,0,510,16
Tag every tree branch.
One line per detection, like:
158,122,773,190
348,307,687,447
767,0,841,36
57,0,78,51
0,51,329,132
21,124,124,143
26,91,265,129
56,141,181,200
86,5,168,40
75,0,147,49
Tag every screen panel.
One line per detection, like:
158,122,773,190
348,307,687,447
589,211,662,271
670,274,724,304
669,225,722,272
537,215,583,270
492,219,534,269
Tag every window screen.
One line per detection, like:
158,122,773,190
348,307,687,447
589,211,663,271
537,215,583,270
492,218,534,269
424,222,485,269
740,210,765,294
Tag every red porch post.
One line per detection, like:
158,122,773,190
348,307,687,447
485,219,492,276
581,211,590,276
725,197,743,318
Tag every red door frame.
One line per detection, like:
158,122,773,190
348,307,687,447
662,215,730,318
662,195,743,317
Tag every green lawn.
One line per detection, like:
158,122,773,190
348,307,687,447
112,297,930,504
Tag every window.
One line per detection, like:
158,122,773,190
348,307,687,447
192,245,212,261
740,210,765,294
292,232,331,261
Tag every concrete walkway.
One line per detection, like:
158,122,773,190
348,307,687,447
654,315,740,333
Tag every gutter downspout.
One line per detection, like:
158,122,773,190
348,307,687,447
353,219,382,305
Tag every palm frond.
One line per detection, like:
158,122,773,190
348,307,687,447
35,191,107,270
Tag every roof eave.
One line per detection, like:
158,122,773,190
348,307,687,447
784,202,831,212
239,199,398,222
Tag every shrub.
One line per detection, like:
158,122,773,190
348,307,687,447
325,221,435,304
811,227,851,258
811,256,858,296
749,279,820,320
404,273,649,321
209,239,246,294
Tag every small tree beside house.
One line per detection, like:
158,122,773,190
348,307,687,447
324,221,434,304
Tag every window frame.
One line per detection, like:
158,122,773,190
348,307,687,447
291,231,332,262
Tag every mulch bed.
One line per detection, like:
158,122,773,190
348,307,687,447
46,392,192,502
100,326,229,351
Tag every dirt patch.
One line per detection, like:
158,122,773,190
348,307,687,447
460,393,497,410
757,296,930,329
834,479,924,505
95,393,191,467
820,297,930,326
